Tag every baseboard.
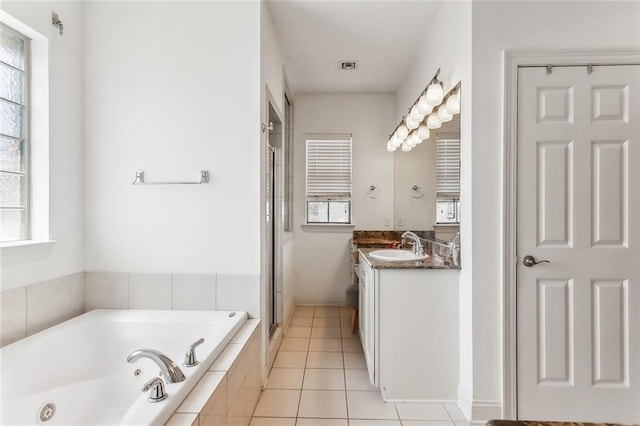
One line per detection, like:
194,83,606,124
283,300,297,335
471,399,502,422
386,398,457,404
295,299,346,307
457,382,473,421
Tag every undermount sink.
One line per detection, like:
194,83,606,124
368,249,428,262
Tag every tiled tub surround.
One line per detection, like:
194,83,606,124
0,272,259,348
0,310,250,425
0,272,85,347
167,319,262,426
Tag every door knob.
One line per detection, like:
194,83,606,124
522,255,550,267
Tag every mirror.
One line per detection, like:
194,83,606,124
393,109,460,241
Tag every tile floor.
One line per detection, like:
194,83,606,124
250,306,469,426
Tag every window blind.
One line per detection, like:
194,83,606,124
306,136,352,199
436,134,460,198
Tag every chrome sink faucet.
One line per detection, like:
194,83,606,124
449,232,460,266
127,349,186,383
402,231,425,256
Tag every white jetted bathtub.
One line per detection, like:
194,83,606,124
0,309,248,425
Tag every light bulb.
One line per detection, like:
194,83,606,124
412,132,422,145
427,113,442,129
407,132,418,148
402,141,412,152
437,105,453,122
387,141,396,152
391,134,403,148
396,124,409,140
417,125,430,140
417,94,432,115
406,116,420,130
446,92,460,114
409,105,424,122
426,82,444,107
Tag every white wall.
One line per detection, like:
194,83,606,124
83,1,261,275
470,1,640,420
395,0,473,418
293,93,396,304
0,2,85,291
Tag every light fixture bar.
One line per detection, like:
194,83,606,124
388,77,460,139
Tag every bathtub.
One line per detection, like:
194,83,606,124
0,309,248,425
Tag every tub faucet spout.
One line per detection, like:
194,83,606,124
127,349,186,383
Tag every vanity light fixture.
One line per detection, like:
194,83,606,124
386,68,460,153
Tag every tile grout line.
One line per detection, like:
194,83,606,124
294,305,314,421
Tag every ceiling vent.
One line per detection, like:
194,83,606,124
340,61,357,70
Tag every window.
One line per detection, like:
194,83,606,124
306,135,352,224
436,133,460,198
0,23,29,242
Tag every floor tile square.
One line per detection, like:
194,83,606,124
253,389,300,418
250,418,296,426
274,351,308,369
311,327,341,338
349,421,401,426
401,422,455,426
298,390,347,418
309,338,342,352
294,307,315,318
340,327,357,338
341,338,363,352
313,317,340,327
444,403,467,421
339,307,353,317
339,316,353,327
395,403,450,421
280,337,310,352
265,368,304,389
346,391,398,420
343,352,366,369
287,327,312,338
296,419,348,426
345,369,376,391
306,352,344,369
314,307,340,317
303,368,345,390
291,317,314,327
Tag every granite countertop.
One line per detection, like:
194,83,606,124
358,248,460,270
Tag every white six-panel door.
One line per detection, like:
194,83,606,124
517,65,639,423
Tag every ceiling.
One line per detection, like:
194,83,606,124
266,0,443,94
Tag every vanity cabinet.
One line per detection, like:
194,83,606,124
359,256,377,386
358,252,459,402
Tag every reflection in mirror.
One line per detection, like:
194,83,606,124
393,99,460,242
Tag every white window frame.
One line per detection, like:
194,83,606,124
0,11,50,248
305,134,352,225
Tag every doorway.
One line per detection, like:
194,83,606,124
508,58,639,422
